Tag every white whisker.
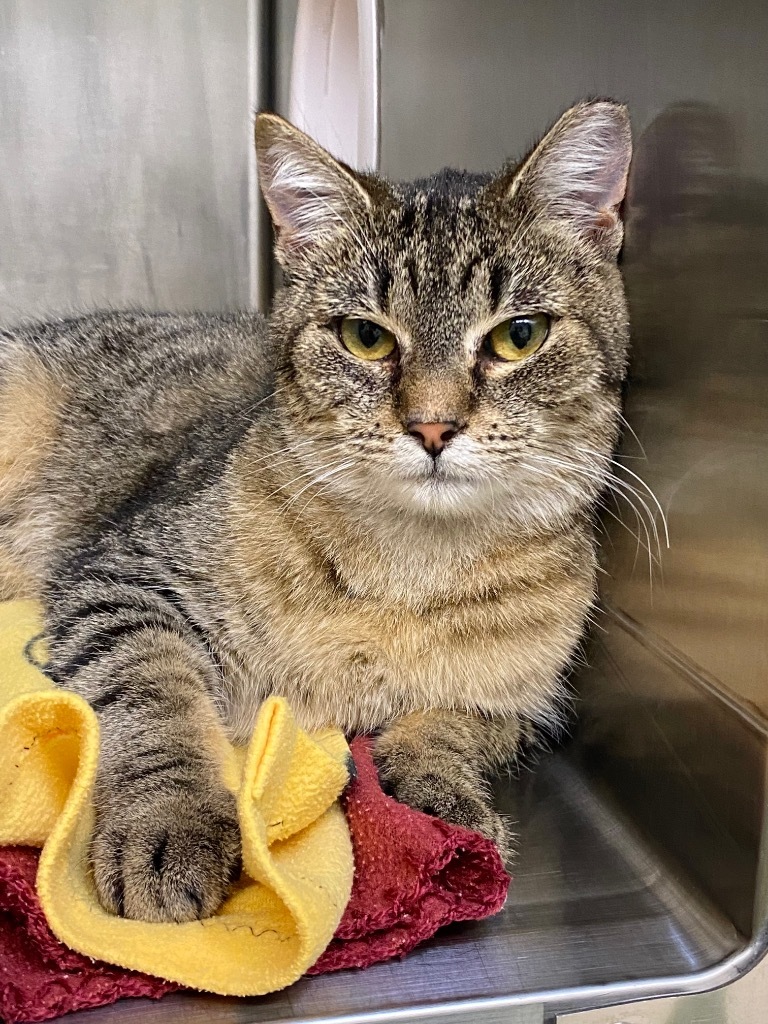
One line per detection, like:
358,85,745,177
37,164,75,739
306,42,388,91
521,444,664,587
281,460,356,515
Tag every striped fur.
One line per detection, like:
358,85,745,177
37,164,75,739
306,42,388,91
0,101,631,921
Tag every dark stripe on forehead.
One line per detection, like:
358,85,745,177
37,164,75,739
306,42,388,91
376,262,393,311
489,262,507,311
399,206,416,236
406,259,419,296
460,255,481,295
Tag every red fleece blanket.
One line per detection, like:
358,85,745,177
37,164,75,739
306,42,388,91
0,737,509,1022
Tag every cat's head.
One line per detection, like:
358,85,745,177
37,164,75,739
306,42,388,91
255,101,631,533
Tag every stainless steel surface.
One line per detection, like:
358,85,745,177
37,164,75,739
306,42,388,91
378,1,768,185
0,0,273,317
610,130,768,718
6,1,768,1022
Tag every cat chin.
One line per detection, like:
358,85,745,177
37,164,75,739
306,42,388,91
377,474,494,518
368,471,588,531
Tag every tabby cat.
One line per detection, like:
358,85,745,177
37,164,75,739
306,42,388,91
0,100,631,922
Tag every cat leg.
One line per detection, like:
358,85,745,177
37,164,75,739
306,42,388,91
47,566,241,923
373,711,528,863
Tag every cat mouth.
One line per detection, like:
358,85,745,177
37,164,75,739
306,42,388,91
429,462,458,481
415,459,478,487
384,438,485,494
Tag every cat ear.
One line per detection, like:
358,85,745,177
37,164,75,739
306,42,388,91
254,113,372,266
501,100,632,255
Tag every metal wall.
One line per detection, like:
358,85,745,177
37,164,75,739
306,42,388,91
0,0,273,319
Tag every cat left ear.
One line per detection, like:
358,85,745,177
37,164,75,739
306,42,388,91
498,100,632,256
255,113,372,267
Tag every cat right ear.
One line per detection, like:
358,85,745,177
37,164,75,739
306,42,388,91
497,100,632,257
255,113,372,267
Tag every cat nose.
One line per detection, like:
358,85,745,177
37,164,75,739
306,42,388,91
407,420,463,457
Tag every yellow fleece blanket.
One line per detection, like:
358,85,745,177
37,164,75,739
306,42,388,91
0,599,354,995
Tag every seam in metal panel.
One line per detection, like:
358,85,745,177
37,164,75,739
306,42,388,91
247,0,275,311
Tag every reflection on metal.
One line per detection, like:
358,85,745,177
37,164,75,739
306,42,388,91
554,90,768,1024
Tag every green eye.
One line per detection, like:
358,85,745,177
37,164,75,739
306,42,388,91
339,318,397,361
486,313,551,361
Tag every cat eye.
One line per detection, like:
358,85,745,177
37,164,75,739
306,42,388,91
484,314,551,362
339,318,397,361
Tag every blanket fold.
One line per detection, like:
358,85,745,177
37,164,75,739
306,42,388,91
0,600,354,997
311,735,511,973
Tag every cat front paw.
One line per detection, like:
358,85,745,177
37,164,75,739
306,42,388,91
91,788,241,922
373,745,514,863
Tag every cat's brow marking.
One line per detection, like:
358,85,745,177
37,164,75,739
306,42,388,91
460,256,482,295
376,263,393,312
399,205,417,235
488,262,507,311
405,259,419,296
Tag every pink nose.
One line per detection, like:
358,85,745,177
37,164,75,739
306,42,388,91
407,420,462,457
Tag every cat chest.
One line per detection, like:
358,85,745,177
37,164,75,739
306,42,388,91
224,576,587,734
